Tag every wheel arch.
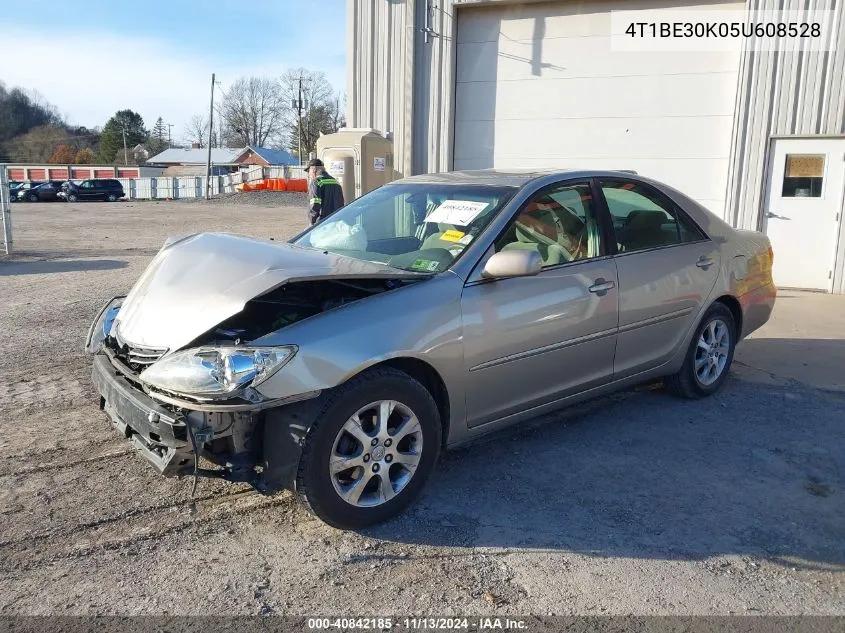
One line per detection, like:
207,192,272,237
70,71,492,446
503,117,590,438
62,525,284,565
713,294,743,338
372,357,451,449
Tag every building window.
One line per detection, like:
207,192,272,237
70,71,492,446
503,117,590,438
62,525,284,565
782,154,825,198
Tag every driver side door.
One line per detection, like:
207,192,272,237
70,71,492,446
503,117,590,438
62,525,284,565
460,180,619,428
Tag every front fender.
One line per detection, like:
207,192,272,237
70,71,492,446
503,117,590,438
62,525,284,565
251,272,467,417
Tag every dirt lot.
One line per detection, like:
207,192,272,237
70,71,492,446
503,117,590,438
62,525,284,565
0,201,843,616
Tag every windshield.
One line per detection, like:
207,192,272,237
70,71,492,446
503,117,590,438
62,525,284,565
293,183,517,273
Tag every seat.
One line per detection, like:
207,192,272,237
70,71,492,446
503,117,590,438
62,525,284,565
420,222,459,250
501,221,568,266
618,210,668,251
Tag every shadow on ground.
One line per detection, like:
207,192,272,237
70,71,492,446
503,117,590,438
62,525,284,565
366,340,845,570
0,259,128,276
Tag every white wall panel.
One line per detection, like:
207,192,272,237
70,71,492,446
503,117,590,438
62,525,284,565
453,0,742,217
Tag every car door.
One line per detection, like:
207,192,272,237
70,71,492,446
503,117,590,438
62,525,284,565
78,181,96,200
42,182,59,201
93,180,107,199
598,178,719,378
460,180,619,428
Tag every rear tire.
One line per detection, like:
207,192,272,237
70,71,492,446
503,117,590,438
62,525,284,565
293,367,441,529
105,193,118,202
665,302,736,399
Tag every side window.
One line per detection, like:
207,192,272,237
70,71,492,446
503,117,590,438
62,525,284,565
600,180,705,253
495,182,600,267
81,181,92,189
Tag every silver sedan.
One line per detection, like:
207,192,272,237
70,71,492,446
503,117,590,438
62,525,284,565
87,169,777,528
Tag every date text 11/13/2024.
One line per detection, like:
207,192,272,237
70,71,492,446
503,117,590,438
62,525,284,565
307,617,528,630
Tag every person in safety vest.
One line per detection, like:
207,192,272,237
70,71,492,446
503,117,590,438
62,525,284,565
305,158,344,225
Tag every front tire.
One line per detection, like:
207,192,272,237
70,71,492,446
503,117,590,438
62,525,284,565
294,367,441,529
664,302,736,398
67,193,78,202
27,193,38,202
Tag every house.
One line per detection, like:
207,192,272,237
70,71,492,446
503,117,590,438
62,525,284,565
349,0,845,293
146,146,297,176
237,146,298,167
131,144,150,162
146,147,245,176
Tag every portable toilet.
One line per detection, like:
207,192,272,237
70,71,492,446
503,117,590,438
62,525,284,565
316,129,394,203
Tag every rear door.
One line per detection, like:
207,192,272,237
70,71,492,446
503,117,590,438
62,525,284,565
460,180,618,427
598,179,719,378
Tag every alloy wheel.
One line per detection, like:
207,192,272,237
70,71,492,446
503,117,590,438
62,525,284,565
694,318,731,386
329,400,423,507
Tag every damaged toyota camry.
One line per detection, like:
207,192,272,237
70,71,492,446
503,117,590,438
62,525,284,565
87,169,776,529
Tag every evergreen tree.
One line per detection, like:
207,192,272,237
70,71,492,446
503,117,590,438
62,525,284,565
148,116,169,154
99,110,147,163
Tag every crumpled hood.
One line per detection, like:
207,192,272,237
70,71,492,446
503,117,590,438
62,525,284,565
114,232,419,351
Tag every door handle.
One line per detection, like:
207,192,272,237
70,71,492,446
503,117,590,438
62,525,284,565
696,256,714,270
588,278,615,294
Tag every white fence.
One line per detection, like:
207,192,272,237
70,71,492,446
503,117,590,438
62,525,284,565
107,165,308,201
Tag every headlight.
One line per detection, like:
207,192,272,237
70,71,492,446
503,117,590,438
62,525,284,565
85,297,124,353
139,346,297,398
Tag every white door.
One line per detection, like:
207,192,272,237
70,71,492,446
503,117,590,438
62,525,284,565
452,0,743,217
764,138,845,292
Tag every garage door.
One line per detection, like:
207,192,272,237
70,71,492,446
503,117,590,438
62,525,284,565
453,0,742,217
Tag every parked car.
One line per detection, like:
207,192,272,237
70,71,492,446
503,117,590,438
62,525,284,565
86,169,777,529
62,179,124,202
18,180,66,202
9,181,42,201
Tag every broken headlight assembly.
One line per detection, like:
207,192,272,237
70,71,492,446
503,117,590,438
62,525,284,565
138,345,297,398
85,296,124,353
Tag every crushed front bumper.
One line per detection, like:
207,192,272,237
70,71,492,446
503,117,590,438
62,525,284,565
91,353,311,490
92,354,194,475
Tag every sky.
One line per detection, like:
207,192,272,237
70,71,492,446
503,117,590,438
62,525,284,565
0,0,347,144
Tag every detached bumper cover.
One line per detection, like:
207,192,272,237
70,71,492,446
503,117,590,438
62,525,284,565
92,354,193,476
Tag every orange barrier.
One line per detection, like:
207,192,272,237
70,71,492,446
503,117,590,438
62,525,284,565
235,178,308,193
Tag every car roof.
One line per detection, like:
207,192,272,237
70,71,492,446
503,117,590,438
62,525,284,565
396,168,641,188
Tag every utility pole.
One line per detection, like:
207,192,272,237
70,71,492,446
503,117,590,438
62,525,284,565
297,75,303,168
205,73,215,200
121,126,128,166
166,123,173,148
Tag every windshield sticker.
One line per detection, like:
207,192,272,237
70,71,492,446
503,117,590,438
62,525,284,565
458,233,474,245
411,259,441,272
440,229,465,243
425,200,490,226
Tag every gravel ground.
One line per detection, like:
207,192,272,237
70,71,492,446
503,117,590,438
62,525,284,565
0,201,842,616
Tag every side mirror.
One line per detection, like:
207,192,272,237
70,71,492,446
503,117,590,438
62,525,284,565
481,250,543,279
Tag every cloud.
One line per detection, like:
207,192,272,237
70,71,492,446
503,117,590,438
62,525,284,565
0,28,346,143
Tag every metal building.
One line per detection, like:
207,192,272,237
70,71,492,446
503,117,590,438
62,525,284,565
348,0,845,293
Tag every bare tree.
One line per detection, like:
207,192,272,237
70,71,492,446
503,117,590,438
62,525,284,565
218,77,287,148
280,69,343,160
183,114,208,148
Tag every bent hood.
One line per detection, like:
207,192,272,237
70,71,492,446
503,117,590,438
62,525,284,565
114,232,421,351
